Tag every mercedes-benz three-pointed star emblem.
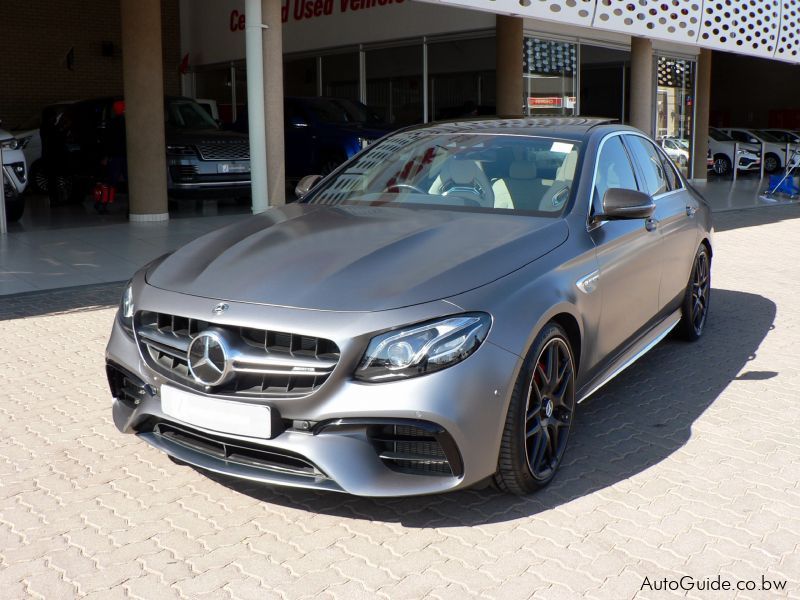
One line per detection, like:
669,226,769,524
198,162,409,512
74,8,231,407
187,331,231,386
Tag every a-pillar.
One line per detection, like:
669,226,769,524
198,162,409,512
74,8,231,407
120,0,168,221
691,49,712,181
630,37,654,136
496,15,523,117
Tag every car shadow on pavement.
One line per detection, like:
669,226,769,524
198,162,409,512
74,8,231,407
203,287,776,527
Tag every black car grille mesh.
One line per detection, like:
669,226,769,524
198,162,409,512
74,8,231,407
369,424,453,476
135,311,340,399
196,142,250,161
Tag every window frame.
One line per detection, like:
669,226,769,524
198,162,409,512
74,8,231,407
588,131,642,226
623,134,682,198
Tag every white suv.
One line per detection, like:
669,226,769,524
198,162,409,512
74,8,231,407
721,128,795,173
708,128,761,175
1,128,28,222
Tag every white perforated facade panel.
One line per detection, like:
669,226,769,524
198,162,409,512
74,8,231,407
593,0,702,44
429,0,800,64
697,0,781,57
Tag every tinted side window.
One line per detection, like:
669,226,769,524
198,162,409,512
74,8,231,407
626,136,668,196
730,130,750,143
593,136,639,209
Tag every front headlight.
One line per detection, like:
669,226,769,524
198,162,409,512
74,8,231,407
166,144,197,156
0,138,19,151
119,283,134,332
355,313,491,383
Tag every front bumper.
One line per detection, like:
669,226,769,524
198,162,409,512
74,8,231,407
105,285,521,497
167,158,251,198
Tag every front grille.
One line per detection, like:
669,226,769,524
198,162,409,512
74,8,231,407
150,422,326,479
135,311,340,398
369,424,453,476
196,142,250,161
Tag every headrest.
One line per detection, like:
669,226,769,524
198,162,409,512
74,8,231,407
444,159,484,185
556,150,579,181
509,161,538,180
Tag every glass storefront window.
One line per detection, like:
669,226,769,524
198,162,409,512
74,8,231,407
285,57,318,97
523,37,577,116
322,52,360,101
579,44,630,123
366,45,424,126
428,37,496,121
656,56,696,176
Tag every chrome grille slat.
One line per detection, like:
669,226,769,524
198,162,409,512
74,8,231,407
135,311,339,399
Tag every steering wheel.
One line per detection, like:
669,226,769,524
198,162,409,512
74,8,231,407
384,183,427,194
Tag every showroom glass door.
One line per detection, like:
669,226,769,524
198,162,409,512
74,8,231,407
365,44,424,126
655,56,696,177
523,37,577,116
427,36,496,121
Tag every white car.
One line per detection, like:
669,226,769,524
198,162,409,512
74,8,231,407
0,128,29,222
721,128,795,173
708,128,761,175
12,114,43,192
660,138,689,167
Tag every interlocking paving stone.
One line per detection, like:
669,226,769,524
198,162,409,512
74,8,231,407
1,205,799,599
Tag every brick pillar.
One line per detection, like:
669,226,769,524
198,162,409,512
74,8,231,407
120,0,168,221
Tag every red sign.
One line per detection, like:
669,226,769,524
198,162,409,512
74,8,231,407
230,0,404,30
528,97,563,108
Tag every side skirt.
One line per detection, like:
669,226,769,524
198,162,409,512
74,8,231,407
577,309,682,404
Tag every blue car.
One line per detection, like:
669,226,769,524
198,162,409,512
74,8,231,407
234,97,395,187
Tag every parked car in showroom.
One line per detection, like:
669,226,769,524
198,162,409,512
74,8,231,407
708,128,761,175
39,96,251,204
233,97,394,191
660,137,689,168
10,114,45,193
720,127,793,173
1,129,29,222
106,118,713,497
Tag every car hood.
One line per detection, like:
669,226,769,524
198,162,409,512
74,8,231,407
146,203,569,312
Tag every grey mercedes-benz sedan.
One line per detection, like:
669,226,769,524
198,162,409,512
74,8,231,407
106,118,712,497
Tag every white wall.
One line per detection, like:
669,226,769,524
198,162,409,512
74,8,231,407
180,0,495,66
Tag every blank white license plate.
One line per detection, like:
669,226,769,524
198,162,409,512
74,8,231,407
160,385,271,439
217,162,250,174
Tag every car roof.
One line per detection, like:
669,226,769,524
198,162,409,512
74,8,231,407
399,117,621,141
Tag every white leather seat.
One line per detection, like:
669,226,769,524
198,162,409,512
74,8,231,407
492,161,547,210
429,159,494,207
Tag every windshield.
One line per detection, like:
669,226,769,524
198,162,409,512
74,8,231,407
709,128,733,142
165,99,219,130
755,130,780,142
301,98,383,124
305,132,581,216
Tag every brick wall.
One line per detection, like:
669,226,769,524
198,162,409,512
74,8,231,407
0,0,182,129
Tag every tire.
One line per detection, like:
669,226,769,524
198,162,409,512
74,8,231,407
712,154,731,176
30,161,48,194
677,244,711,341
495,323,577,495
48,175,75,205
319,156,345,176
764,153,781,174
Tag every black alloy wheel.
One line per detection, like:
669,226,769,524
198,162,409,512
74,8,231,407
712,155,731,176
678,244,711,341
495,323,576,494
764,153,780,174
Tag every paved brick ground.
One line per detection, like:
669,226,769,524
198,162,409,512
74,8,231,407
1,206,799,600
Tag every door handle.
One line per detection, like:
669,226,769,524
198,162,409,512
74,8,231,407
645,217,658,232
686,205,697,217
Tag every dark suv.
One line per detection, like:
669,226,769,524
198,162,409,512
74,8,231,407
40,96,251,203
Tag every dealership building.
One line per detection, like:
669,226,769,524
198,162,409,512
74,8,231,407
4,0,800,221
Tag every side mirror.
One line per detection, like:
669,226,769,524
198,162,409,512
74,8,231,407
295,174,322,199
595,188,655,221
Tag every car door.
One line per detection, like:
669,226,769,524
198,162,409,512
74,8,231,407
587,134,663,371
624,134,699,314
